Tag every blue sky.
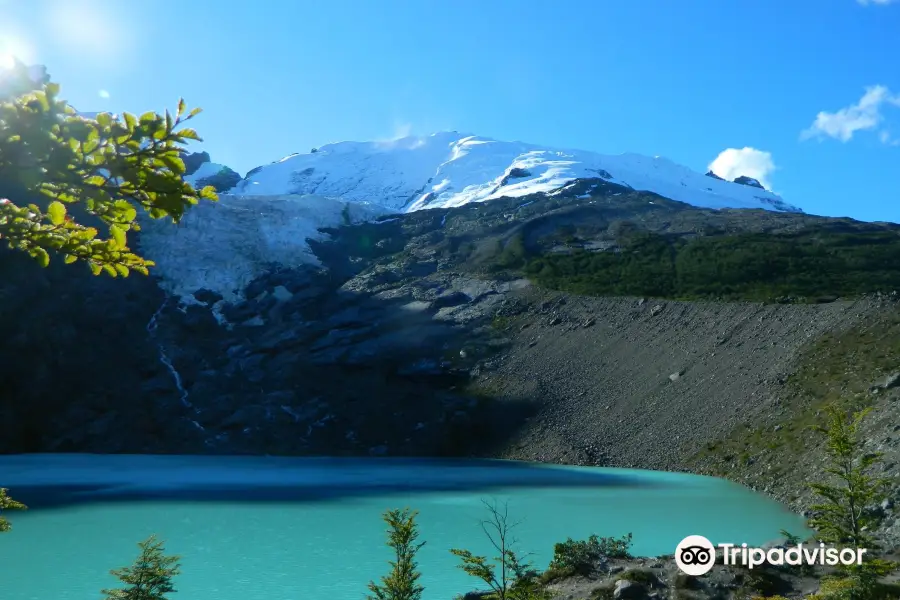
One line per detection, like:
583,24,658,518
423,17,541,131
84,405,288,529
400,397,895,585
2,0,899,222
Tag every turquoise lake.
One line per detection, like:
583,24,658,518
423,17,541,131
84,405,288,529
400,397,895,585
0,454,808,600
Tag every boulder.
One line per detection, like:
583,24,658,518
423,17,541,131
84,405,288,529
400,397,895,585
614,579,648,600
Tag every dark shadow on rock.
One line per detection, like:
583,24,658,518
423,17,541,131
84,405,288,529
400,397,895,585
0,224,541,463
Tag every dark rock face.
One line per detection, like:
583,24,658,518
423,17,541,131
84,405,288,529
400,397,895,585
733,175,765,189
704,170,725,181
0,214,529,457
0,245,169,453
499,167,532,187
181,151,211,176
194,165,242,192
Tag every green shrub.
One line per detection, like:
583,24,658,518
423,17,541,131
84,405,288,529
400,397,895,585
101,536,181,600
673,572,699,590
589,583,615,600
537,565,575,585
548,533,633,576
523,227,900,302
618,568,657,586
367,508,425,600
0,488,27,532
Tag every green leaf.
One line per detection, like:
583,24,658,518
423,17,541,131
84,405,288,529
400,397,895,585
31,247,50,268
173,127,201,141
123,112,137,132
63,254,78,264
188,107,202,118
177,98,186,117
47,201,67,225
109,224,127,248
89,262,102,275
160,154,186,175
114,263,130,277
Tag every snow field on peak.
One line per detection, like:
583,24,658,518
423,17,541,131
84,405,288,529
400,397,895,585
229,132,801,214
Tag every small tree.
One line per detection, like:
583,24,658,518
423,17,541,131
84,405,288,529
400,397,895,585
807,404,889,549
806,403,897,600
450,499,549,600
0,59,217,276
367,508,426,600
101,535,181,600
0,488,27,532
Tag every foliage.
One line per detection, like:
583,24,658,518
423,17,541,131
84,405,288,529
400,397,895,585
367,508,426,600
618,568,657,585
0,487,27,532
0,59,217,276
523,227,900,302
450,499,550,600
673,572,700,590
547,532,633,576
780,529,804,545
807,404,890,549
805,403,898,600
806,564,900,600
492,234,528,270
101,535,181,600
816,561,900,600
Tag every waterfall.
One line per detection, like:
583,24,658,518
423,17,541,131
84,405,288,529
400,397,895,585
145,297,197,417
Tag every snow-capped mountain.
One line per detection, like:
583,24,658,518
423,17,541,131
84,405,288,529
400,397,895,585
140,132,803,302
228,131,802,214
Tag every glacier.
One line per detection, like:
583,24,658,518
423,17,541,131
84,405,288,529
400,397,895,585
138,194,391,301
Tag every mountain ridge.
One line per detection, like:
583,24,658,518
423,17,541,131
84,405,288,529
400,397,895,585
192,131,802,215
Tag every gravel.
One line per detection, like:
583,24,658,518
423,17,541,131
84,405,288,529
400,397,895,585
476,289,884,471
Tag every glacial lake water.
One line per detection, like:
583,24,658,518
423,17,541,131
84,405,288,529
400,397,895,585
0,454,808,600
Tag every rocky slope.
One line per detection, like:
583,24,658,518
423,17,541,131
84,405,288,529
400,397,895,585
1,176,898,552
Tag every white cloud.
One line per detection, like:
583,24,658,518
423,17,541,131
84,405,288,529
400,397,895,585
98,89,110,98
801,85,900,142
857,0,898,5
708,147,776,189
880,130,900,146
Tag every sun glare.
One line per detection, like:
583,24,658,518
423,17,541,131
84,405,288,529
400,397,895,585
0,33,33,69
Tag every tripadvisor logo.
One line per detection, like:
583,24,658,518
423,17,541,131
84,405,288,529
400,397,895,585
674,535,867,576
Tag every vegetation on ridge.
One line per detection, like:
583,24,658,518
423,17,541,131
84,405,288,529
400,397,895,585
519,227,900,303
